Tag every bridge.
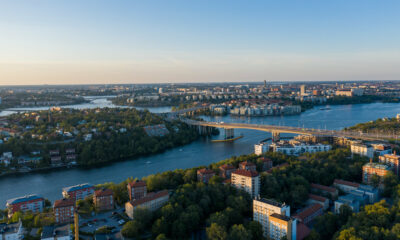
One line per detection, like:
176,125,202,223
183,119,397,142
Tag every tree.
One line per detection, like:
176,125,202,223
246,221,264,240
337,227,363,240
121,220,141,238
132,207,153,227
370,174,381,188
228,224,252,240
155,234,169,240
206,223,227,240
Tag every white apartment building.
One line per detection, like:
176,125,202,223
231,169,260,198
269,140,331,156
254,143,268,156
351,143,374,158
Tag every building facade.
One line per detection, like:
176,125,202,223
53,198,75,224
197,169,215,183
231,169,260,198
62,183,95,200
6,195,44,218
93,189,114,211
127,180,147,201
362,162,392,184
379,153,400,176
125,190,169,219
219,164,236,179
351,144,374,158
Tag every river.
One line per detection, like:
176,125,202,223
1,100,400,205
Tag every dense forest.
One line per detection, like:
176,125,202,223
347,117,400,135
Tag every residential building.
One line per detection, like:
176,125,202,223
268,213,297,240
333,179,360,194
41,225,71,240
125,190,169,219
219,164,236,179
239,161,257,171
362,162,392,184
0,220,23,240
351,143,374,158
231,169,260,198
293,203,323,225
259,157,273,171
197,168,215,183
93,189,114,211
269,140,331,156
53,198,75,224
6,195,44,217
253,198,290,237
379,152,400,176
254,143,268,156
307,194,329,211
62,183,94,200
334,194,360,213
127,180,147,201
372,144,392,156
310,183,338,199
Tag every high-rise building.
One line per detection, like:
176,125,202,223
231,169,260,198
300,85,306,96
54,198,75,224
269,213,297,240
253,198,291,238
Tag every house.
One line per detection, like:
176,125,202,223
6,195,44,217
49,150,60,156
239,161,257,171
0,219,24,240
293,203,323,225
51,156,62,166
125,190,169,219
62,183,94,200
65,148,75,154
127,180,147,201
41,225,71,240
54,198,75,224
219,164,236,179
333,179,360,194
259,157,273,171
93,189,114,211
310,183,338,199
197,168,215,183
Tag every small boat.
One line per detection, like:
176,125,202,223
179,149,183,152
320,107,331,110
145,161,151,164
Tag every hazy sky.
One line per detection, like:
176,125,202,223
1,0,400,85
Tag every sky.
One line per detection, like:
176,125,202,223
0,0,400,85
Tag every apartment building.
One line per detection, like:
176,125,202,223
6,195,44,218
379,152,400,176
269,213,297,240
310,183,338,199
307,194,329,211
362,162,392,184
259,157,273,171
0,220,24,240
239,161,257,171
197,168,216,183
293,203,323,225
127,180,147,201
93,189,114,211
253,198,291,239
231,169,260,198
62,183,95,200
125,190,169,219
333,179,360,193
53,198,75,224
351,143,374,158
254,143,268,156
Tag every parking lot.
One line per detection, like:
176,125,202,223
79,207,127,235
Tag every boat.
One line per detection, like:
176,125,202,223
320,107,331,110
179,149,183,152
145,161,151,164
211,135,244,143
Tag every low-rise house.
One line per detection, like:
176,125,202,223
49,150,60,156
65,155,77,164
293,203,323,225
0,220,24,240
6,195,44,217
307,194,329,210
62,183,94,200
65,148,75,154
127,180,147,201
54,198,75,224
259,157,273,171
197,168,215,183
334,194,360,213
219,164,236,179
51,156,62,166
239,161,257,171
125,190,169,219
310,183,338,199
41,225,71,240
333,179,360,194
93,189,114,211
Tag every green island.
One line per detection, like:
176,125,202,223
0,108,200,173
346,116,400,135
2,147,400,240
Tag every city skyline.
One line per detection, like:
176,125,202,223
1,0,400,85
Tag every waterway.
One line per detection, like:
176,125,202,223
1,100,400,205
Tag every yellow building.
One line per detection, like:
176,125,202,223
269,213,296,240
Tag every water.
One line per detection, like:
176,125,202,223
1,102,400,205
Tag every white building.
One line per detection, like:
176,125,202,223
254,143,268,156
231,169,260,198
0,219,23,240
351,143,374,158
269,140,331,156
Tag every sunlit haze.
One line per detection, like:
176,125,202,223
1,0,400,85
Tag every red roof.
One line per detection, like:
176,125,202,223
197,168,215,175
311,183,337,193
266,163,289,173
293,203,323,221
232,169,259,177
219,164,235,170
297,222,311,240
129,190,169,207
239,161,256,167
94,189,113,197
308,194,327,202
128,180,147,188
334,179,360,188
54,198,75,208
259,157,272,162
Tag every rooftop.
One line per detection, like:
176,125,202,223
308,194,327,202
294,203,323,221
311,183,337,193
270,213,291,222
363,162,391,170
334,179,360,188
94,189,114,197
254,198,286,208
197,168,215,175
63,183,94,193
232,169,259,177
6,194,43,205
54,198,75,208
128,180,147,187
219,164,236,170
129,190,169,207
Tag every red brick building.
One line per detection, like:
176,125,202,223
379,153,400,176
219,164,236,179
239,161,257,171
362,162,392,184
293,203,323,225
54,198,75,224
127,180,147,201
93,189,114,211
197,168,215,183
6,195,44,218
62,183,95,200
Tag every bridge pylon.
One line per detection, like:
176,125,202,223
272,131,280,142
224,128,234,140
